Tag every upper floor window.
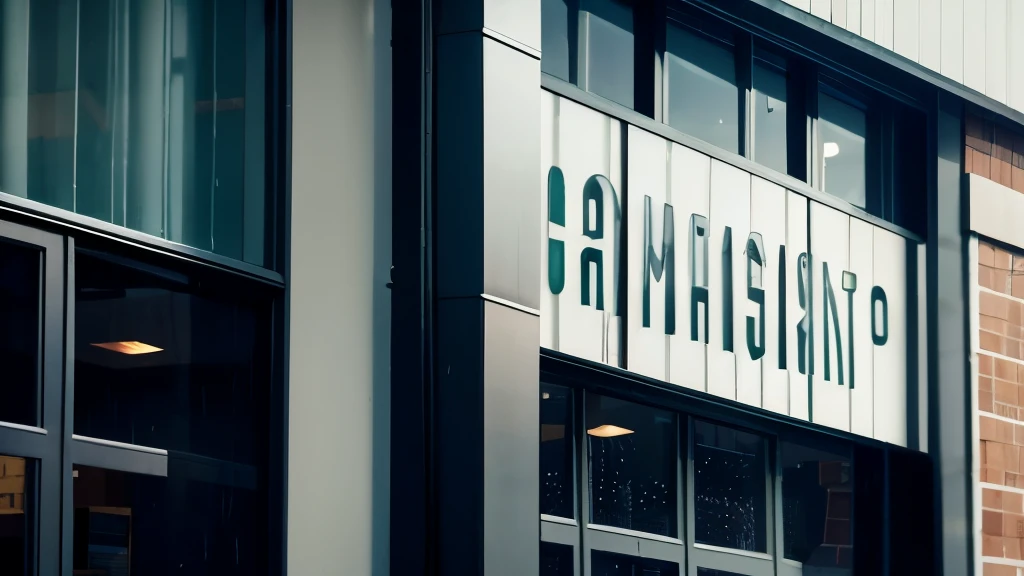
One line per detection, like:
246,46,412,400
0,0,274,268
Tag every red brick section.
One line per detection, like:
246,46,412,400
966,113,1024,192
979,241,1024,573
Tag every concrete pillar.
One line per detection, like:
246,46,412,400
433,2,542,574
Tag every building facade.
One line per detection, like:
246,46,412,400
0,0,1019,575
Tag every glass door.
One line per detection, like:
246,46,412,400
0,220,66,575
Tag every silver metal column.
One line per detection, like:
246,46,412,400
433,2,542,574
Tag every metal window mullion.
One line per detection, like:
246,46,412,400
579,389,592,576
60,236,75,576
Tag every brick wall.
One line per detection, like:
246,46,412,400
978,240,1024,576
966,114,1024,192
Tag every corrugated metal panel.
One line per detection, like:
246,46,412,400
986,0,1008,103
964,0,987,93
893,0,920,61
919,0,941,71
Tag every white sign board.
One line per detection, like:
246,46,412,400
540,94,914,447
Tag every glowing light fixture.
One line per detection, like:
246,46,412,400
587,424,635,438
823,142,840,159
91,341,163,355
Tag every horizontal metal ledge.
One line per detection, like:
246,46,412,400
482,293,541,316
482,27,542,60
541,514,578,526
586,523,684,545
72,434,168,456
541,76,924,245
694,542,774,561
0,421,47,435
0,191,284,286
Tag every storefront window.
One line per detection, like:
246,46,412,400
693,420,767,552
542,383,575,519
586,394,676,537
781,439,853,572
0,239,41,427
0,0,269,267
0,456,31,576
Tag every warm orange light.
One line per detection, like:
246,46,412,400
91,341,163,355
586,424,634,438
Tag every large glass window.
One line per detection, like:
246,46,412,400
581,0,634,108
1,0,270,267
592,550,679,576
0,239,41,427
693,420,767,553
541,541,575,576
752,53,789,174
817,91,868,209
664,22,739,154
781,439,853,573
586,394,677,537
542,0,575,82
0,456,31,576
542,384,575,519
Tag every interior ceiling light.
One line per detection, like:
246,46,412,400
823,142,840,158
586,424,635,438
91,341,163,355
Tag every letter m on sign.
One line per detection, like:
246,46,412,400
643,195,675,334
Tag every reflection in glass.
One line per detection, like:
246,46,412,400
73,464,267,574
542,0,573,81
0,456,30,576
752,59,788,174
665,24,738,153
592,550,679,576
541,384,574,519
818,92,867,209
587,395,676,536
0,241,40,427
541,541,574,576
582,0,634,108
73,251,270,465
1,0,268,266
781,439,853,572
693,421,767,552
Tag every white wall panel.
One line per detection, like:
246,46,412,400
849,218,875,438
964,0,987,93
893,0,920,61
1010,0,1024,112
810,203,852,432
847,0,862,34
862,0,876,41
541,93,557,352
787,192,811,421
627,126,669,380
876,0,895,50
707,160,750,401
873,228,908,447
752,177,788,415
833,0,848,28
941,0,965,82
551,100,624,366
667,144,711,392
919,0,941,71
986,0,1008,103
812,0,832,21
785,0,813,12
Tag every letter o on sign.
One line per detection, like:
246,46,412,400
871,286,888,346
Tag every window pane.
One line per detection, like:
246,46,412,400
582,0,633,108
781,439,853,572
74,251,271,467
541,541,575,576
0,456,32,576
541,384,574,519
2,0,270,267
665,24,738,154
73,464,268,573
696,569,745,576
0,239,41,427
542,0,573,81
818,92,867,209
587,395,676,537
592,550,679,576
693,421,767,552
752,60,788,174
